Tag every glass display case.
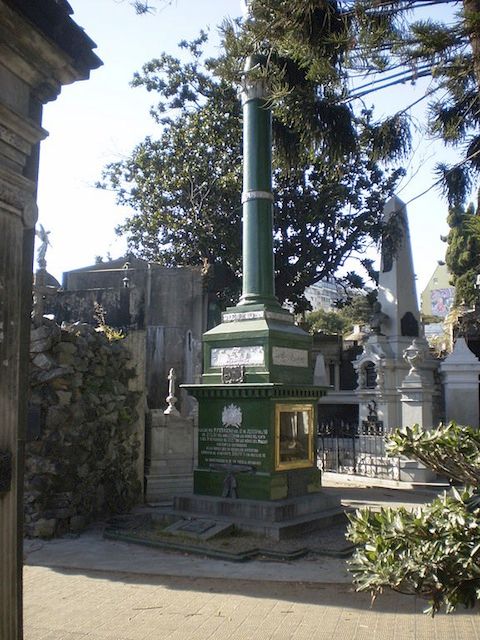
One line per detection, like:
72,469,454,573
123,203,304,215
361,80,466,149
275,403,314,470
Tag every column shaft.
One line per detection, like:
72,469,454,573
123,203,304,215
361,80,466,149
239,93,276,306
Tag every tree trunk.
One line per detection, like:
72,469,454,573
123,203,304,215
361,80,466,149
464,0,480,90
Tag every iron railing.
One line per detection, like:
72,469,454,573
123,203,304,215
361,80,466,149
317,420,400,480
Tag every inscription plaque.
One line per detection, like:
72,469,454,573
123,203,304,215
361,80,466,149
199,425,268,469
211,345,264,367
272,346,308,368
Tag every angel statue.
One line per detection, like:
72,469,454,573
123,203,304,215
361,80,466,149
35,224,51,269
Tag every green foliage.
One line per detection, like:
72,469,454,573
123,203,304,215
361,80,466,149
220,1,411,167
227,1,480,205
348,422,480,614
347,487,480,615
387,422,480,487
348,0,480,205
100,35,403,311
446,202,480,305
303,308,350,335
93,302,125,341
304,292,374,335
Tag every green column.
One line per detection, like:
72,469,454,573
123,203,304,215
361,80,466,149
238,60,277,307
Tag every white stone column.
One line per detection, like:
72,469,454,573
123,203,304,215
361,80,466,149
440,338,480,427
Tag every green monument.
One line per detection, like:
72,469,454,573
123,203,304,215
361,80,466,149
179,0,340,537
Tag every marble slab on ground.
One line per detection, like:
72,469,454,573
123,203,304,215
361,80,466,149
163,517,234,540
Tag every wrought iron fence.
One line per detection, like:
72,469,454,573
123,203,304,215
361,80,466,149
317,419,401,480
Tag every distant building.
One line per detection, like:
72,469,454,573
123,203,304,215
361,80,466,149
305,277,344,311
420,263,455,319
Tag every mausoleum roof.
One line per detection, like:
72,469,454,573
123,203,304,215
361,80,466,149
4,0,102,77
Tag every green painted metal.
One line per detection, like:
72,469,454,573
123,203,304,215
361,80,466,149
201,313,315,385
180,50,329,507
183,388,323,501
243,97,272,192
239,83,276,306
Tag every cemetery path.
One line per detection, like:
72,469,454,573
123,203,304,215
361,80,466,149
24,565,479,640
23,481,477,640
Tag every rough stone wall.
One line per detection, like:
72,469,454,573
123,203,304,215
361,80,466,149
25,318,141,538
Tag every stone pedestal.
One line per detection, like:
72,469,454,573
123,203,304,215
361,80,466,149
145,410,195,502
398,355,436,482
173,492,342,541
440,337,480,427
399,374,434,429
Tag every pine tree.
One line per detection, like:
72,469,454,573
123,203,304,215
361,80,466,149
446,202,480,305
223,0,480,205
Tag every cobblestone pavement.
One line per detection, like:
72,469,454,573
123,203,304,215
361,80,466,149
24,566,480,640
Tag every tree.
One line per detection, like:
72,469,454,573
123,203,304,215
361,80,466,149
225,1,480,206
127,0,169,14
347,422,480,615
220,1,411,167
446,202,480,305
303,291,374,334
303,308,350,335
100,34,404,311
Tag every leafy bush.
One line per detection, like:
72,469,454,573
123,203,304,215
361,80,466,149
386,423,480,487
347,423,480,615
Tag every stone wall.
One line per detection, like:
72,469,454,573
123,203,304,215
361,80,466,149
25,318,141,538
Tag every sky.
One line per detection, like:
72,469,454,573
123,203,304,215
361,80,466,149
37,0,456,297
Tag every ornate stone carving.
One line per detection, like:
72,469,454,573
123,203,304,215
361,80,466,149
403,338,426,375
35,224,51,269
222,404,242,429
211,345,264,367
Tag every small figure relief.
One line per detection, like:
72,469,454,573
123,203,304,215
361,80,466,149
361,399,384,435
375,365,385,392
357,365,367,389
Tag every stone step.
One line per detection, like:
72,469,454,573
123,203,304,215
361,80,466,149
171,504,347,541
171,491,345,540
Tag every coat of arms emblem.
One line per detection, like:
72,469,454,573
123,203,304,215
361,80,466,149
222,404,242,429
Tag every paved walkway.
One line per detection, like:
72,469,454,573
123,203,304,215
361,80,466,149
23,483,480,639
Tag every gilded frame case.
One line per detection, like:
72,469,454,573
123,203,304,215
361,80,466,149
274,403,314,470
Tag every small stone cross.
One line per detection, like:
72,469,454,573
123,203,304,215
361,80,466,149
164,368,180,416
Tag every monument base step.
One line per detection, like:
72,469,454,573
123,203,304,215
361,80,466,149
172,492,345,540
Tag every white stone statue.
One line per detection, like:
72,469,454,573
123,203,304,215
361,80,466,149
35,224,51,269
